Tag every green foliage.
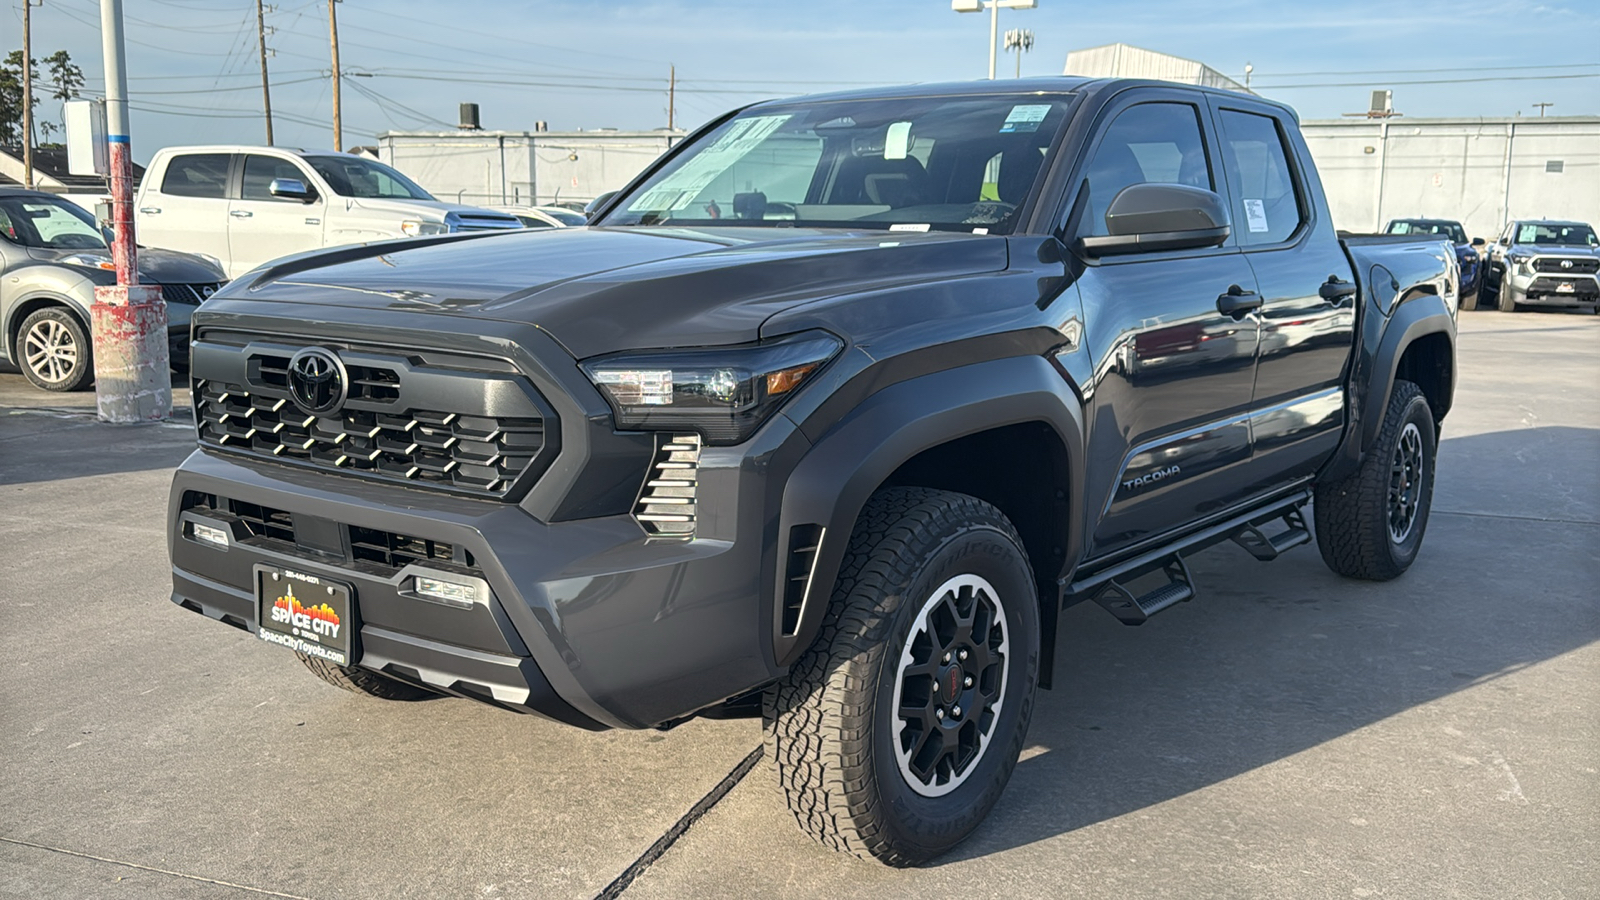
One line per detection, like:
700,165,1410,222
1,49,83,147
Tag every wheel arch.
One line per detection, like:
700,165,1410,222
6,292,91,363
1360,294,1456,454
774,355,1086,684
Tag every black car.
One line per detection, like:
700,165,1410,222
166,78,1456,865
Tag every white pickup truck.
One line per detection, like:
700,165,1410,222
135,146,521,279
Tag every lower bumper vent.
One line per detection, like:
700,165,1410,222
635,434,700,537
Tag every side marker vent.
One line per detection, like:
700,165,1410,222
781,524,825,636
635,434,701,537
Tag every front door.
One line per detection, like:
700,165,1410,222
226,154,327,278
1062,95,1263,559
137,152,233,262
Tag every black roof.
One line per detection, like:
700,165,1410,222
744,76,1293,117
0,145,144,190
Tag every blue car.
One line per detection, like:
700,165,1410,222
1384,218,1485,308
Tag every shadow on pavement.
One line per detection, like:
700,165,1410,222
0,411,195,486
935,425,1600,864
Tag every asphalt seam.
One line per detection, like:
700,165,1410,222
1434,509,1599,526
0,837,316,900
595,744,764,900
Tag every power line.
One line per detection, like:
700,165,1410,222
1259,72,1600,90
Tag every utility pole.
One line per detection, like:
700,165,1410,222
256,0,274,144
1533,102,1554,117
93,0,170,423
22,0,37,188
668,64,675,131
328,0,342,151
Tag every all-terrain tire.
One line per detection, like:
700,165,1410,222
1314,380,1436,580
762,487,1039,866
297,653,442,701
17,307,93,392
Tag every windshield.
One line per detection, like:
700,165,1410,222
601,94,1075,234
1387,220,1466,243
1514,223,1598,246
304,156,435,200
0,196,108,250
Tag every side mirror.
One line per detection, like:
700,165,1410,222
1471,237,1485,247
269,178,315,203
585,191,618,220
1077,183,1230,257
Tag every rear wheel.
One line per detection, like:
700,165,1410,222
18,307,93,392
296,653,443,701
763,488,1039,866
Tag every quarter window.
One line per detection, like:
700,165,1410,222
1218,110,1303,246
160,153,231,199
1081,102,1213,238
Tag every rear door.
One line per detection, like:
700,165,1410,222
1210,100,1355,486
1061,89,1263,559
227,154,328,277
136,152,233,261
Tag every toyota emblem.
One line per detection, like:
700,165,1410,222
1560,259,1574,269
287,347,348,416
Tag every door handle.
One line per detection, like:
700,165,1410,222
1216,285,1263,317
1318,276,1358,304
138,206,161,214
229,210,253,218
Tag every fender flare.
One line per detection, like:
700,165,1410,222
772,354,1086,667
1359,292,1456,453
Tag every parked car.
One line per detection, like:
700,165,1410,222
135,147,522,279
1383,218,1484,308
0,187,225,392
167,79,1456,865
491,205,588,229
1482,220,1600,312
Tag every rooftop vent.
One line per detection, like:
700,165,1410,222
459,102,481,131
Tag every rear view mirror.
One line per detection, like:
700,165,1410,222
585,191,618,220
269,178,315,203
1077,183,1230,257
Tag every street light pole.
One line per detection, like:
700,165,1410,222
93,0,171,423
953,0,1037,81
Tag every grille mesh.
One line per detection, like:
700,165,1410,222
1533,257,1599,275
635,434,700,537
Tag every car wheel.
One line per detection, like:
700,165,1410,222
296,653,444,701
763,487,1039,866
1313,380,1436,580
1496,282,1521,312
17,307,94,392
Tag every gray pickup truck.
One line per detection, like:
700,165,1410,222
167,78,1457,864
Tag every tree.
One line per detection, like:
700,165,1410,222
0,50,36,147
42,51,84,145
0,49,81,148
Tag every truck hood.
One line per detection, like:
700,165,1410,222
346,196,519,223
227,226,1009,358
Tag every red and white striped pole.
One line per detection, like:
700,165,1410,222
93,0,170,422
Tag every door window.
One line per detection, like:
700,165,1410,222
241,155,315,201
1218,110,1303,246
1081,102,1213,237
160,154,231,198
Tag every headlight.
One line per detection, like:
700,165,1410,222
60,253,116,271
581,330,843,445
400,219,448,237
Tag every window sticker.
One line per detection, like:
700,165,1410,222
885,122,912,160
999,104,1051,134
1243,198,1269,233
630,114,792,212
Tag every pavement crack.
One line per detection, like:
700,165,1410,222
595,744,763,900
0,837,316,899
1433,509,1598,526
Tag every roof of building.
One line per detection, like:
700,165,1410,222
0,145,144,190
1064,43,1250,93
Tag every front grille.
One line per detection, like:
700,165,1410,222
1528,277,1600,298
161,283,226,305
445,211,521,232
1534,257,1599,274
634,434,700,537
249,350,400,403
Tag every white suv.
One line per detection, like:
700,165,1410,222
136,147,520,279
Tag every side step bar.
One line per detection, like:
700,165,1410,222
1230,507,1312,561
1091,554,1194,625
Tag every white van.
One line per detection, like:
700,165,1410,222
135,146,521,279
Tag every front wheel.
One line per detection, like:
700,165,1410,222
1314,380,1437,580
1497,281,1522,312
763,488,1039,866
18,307,93,392
296,653,443,701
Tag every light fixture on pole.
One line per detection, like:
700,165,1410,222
1004,28,1034,78
952,0,1037,81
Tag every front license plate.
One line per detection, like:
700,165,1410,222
1555,282,1575,293
256,565,354,666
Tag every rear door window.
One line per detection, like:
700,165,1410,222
1218,110,1303,246
160,153,232,198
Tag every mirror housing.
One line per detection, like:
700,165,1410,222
585,191,618,220
1077,183,1230,257
1470,237,1486,247
269,178,315,203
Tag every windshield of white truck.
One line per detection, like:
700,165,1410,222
1515,223,1598,246
601,95,1075,234
0,196,109,250
304,156,435,201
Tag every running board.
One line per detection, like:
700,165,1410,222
1229,506,1311,561
1090,555,1194,626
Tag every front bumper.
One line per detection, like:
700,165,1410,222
1506,267,1600,307
168,412,807,730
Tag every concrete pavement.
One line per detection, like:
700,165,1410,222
2,310,1596,899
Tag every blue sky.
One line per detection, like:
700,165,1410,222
11,0,1600,162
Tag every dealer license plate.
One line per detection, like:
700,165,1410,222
256,565,354,666
1555,282,1575,293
